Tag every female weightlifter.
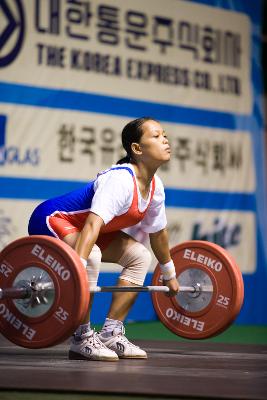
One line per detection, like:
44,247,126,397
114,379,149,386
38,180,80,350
28,117,179,361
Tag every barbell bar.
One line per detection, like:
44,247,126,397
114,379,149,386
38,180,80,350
90,285,213,293
0,235,244,348
0,284,213,299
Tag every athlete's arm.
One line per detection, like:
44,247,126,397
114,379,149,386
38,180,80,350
149,228,179,296
74,212,104,260
149,228,170,263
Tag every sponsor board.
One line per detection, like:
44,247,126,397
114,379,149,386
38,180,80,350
0,200,258,274
0,106,255,192
0,0,251,113
165,208,256,274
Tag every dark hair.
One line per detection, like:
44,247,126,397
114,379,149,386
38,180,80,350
117,117,156,164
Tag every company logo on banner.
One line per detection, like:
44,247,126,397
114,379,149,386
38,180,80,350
0,114,40,166
1,0,251,114
165,208,256,274
0,0,25,67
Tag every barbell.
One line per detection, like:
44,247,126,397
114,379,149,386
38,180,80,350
0,235,244,349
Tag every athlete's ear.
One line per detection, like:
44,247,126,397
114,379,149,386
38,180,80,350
131,142,142,156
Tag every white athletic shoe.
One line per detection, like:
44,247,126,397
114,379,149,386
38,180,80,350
68,329,119,361
98,325,147,359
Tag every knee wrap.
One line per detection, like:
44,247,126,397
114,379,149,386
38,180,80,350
118,242,152,286
86,244,102,288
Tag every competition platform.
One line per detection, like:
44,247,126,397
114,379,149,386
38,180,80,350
0,334,266,400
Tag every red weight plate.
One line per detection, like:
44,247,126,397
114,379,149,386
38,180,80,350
152,240,244,339
0,235,90,348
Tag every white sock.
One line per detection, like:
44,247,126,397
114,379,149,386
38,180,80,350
99,318,123,338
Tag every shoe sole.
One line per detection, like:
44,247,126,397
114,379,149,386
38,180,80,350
68,351,119,361
118,355,148,359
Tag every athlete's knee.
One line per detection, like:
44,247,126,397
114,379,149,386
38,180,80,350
86,244,102,288
118,242,152,286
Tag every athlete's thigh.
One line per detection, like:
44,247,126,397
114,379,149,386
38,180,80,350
62,231,79,248
101,231,138,263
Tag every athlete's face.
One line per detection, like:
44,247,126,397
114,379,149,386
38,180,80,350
135,120,171,164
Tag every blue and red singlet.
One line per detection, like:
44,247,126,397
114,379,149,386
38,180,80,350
28,165,162,250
